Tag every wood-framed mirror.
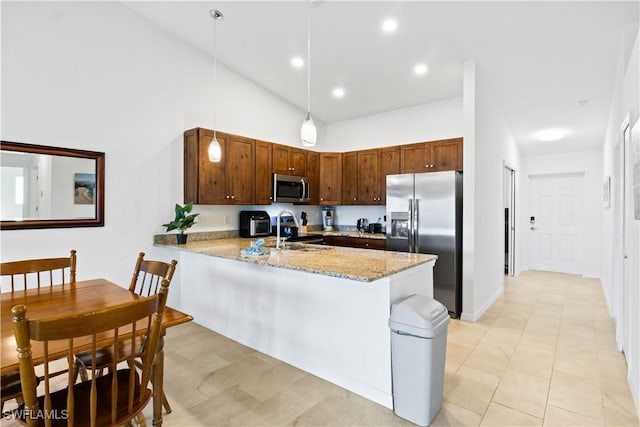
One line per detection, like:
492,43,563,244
1,141,105,230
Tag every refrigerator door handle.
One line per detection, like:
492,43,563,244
408,199,413,252
414,199,419,252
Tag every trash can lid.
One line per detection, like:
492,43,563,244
389,294,450,338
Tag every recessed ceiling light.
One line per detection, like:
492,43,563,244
291,56,304,69
414,63,428,75
534,128,569,141
382,19,397,33
332,87,345,99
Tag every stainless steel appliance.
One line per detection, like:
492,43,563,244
239,210,271,237
322,206,335,231
357,218,369,232
273,174,310,203
386,171,463,317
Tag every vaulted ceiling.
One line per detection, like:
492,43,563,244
124,1,639,155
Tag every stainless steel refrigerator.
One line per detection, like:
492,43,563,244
386,171,463,317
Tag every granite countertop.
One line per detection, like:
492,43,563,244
319,231,387,240
155,237,436,282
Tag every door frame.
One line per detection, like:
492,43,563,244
615,113,631,353
503,161,516,276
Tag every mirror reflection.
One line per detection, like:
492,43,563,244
0,141,104,229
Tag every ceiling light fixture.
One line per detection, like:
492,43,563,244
382,19,397,33
208,9,223,163
291,56,304,69
414,63,428,75
332,87,345,99
534,128,569,141
300,6,317,147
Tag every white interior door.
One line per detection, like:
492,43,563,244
528,173,584,274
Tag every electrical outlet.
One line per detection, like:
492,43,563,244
224,215,231,225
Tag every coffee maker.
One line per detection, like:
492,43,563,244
322,206,336,231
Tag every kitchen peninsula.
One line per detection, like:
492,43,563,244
155,237,436,408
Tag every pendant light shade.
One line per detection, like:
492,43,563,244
301,112,317,147
208,136,222,162
209,9,223,163
301,9,317,147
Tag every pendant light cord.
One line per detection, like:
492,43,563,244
306,12,311,114
213,12,218,142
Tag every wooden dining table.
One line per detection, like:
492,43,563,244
1,278,193,426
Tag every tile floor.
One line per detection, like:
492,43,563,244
3,271,638,426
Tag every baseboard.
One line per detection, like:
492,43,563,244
460,285,504,322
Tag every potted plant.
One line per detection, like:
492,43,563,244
163,202,199,244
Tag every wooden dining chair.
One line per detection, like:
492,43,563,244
73,252,177,413
0,250,77,291
11,282,169,427
0,250,77,413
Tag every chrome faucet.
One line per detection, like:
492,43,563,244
276,209,300,250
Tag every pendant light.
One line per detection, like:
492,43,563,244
208,9,223,162
301,9,317,147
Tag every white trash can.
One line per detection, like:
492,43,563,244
389,294,450,426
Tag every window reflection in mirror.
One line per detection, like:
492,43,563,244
1,141,104,230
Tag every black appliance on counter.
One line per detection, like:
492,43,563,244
239,211,271,238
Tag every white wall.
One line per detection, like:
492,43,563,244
602,27,640,416
324,97,463,228
0,2,316,290
462,59,525,321
324,98,463,151
523,151,603,278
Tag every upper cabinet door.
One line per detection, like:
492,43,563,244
319,153,342,205
272,144,307,176
307,151,320,205
272,144,290,175
289,148,307,176
255,140,273,205
357,149,378,205
197,129,229,204
341,151,358,205
433,138,463,171
378,146,400,204
227,135,256,204
400,142,432,173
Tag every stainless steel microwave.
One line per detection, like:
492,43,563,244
273,174,310,203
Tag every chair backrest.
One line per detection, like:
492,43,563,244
1,250,77,291
12,280,169,427
128,252,177,297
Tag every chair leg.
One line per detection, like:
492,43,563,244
161,391,172,414
148,372,172,414
74,358,89,382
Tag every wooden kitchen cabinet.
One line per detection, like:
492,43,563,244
433,138,463,171
357,149,378,205
359,147,400,205
255,140,273,205
378,146,400,203
319,153,342,205
306,151,320,205
183,128,255,205
400,138,462,173
273,143,307,176
341,151,358,205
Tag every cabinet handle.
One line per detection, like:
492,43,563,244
226,195,230,199
231,195,235,199
430,164,434,168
